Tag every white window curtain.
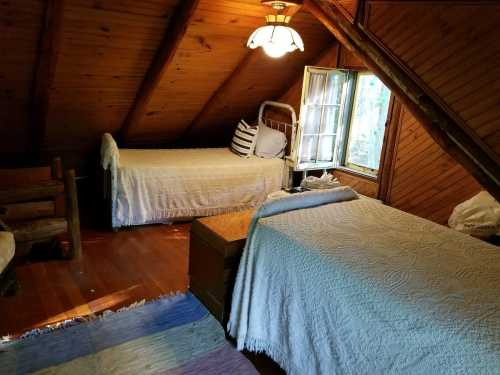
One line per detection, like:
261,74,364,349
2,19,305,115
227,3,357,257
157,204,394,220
296,67,349,170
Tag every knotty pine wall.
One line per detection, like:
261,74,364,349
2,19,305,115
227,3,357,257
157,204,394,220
383,105,482,225
363,0,500,164
0,0,45,155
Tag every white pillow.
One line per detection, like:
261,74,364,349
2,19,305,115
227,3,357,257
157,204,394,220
230,120,258,158
255,125,287,158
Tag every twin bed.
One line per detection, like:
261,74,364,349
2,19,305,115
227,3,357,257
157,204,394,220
101,101,296,229
228,188,500,374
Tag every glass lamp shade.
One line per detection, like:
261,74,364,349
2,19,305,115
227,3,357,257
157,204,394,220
247,24,304,58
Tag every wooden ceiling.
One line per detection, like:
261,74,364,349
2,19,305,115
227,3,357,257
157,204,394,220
0,0,334,163
0,0,498,198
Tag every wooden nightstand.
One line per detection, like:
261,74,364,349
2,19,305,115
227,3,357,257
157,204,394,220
189,209,255,326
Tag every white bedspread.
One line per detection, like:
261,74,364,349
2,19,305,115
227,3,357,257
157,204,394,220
113,148,284,227
229,197,500,374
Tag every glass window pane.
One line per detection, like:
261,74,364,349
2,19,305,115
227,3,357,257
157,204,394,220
306,73,326,104
346,74,391,172
324,72,345,105
302,105,322,134
318,135,335,162
320,106,340,134
300,135,318,163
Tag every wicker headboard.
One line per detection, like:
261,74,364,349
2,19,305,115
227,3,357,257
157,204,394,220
258,101,297,159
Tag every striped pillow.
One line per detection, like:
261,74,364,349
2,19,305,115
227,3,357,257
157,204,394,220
230,119,258,157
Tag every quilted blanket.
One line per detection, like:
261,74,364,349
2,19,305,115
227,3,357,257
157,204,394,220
101,136,284,228
228,196,500,374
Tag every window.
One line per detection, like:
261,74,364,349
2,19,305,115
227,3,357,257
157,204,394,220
295,67,391,176
344,73,391,174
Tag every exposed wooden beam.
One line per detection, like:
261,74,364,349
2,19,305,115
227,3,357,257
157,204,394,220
118,0,200,142
30,0,64,156
304,0,500,199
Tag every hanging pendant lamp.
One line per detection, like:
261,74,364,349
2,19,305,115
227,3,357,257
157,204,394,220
247,1,304,58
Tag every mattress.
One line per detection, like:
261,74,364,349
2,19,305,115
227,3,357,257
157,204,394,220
229,197,500,374
113,147,284,227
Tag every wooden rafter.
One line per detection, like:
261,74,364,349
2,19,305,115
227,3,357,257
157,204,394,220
304,0,500,199
30,0,64,156
118,0,200,142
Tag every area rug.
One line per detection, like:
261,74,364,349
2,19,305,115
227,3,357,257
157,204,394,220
0,293,258,374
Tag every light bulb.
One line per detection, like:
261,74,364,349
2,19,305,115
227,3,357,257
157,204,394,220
263,43,288,58
247,21,304,58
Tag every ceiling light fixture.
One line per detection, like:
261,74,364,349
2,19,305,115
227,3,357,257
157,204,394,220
247,1,304,59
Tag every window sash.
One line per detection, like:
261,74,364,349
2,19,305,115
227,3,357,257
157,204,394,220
295,68,390,176
343,72,391,176
295,67,350,170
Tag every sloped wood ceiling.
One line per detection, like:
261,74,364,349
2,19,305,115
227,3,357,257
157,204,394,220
0,0,333,166
45,0,181,154
363,0,500,160
127,3,333,145
0,0,45,154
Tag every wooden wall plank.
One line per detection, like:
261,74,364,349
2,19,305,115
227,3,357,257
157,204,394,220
119,0,200,142
43,0,181,158
0,0,45,155
363,0,500,160
386,107,482,225
129,5,334,144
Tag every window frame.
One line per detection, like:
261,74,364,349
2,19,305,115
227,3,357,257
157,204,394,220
341,71,391,177
295,67,353,171
294,67,391,178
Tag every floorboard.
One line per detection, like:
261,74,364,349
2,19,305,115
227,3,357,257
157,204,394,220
0,222,283,374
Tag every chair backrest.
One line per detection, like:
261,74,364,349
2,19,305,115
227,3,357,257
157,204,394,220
0,158,66,222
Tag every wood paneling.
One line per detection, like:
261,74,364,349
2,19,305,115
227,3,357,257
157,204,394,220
332,0,359,22
385,106,482,225
131,4,333,144
364,1,500,159
0,0,45,154
119,0,200,142
44,0,180,155
333,169,378,197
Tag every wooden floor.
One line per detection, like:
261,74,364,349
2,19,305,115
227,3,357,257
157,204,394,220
0,222,283,374
0,224,190,336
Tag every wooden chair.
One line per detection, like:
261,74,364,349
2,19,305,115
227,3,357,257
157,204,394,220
0,158,82,259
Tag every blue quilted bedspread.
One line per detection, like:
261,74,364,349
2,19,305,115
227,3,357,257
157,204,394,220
229,192,500,375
